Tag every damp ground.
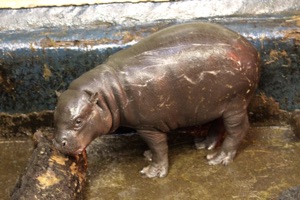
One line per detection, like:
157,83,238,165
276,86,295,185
2,126,300,200
0,138,34,200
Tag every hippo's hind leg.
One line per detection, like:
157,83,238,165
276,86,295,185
195,118,225,150
138,130,169,178
207,109,249,165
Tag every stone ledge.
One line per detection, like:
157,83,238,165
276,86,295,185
0,0,300,31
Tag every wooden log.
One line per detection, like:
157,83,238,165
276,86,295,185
10,129,87,200
278,186,300,200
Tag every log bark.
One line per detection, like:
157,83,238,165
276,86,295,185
11,129,87,200
278,186,300,200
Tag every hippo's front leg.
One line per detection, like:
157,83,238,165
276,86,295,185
138,130,168,178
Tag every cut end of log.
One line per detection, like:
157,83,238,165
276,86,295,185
11,129,88,200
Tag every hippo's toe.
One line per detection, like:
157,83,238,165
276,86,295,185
140,163,168,178
195,137,218,150
206,150,237,165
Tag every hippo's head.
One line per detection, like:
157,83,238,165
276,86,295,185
53,90,112,155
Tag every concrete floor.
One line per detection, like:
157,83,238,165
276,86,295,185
0,138,34,200
83,126,300,200
2,126,300,200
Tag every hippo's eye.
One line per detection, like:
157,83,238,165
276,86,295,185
74,117,83,127
61,137,67,147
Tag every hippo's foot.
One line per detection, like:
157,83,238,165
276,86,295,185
194,137,217,150
140,163,168,178
206,150,237,165
143,150,153,162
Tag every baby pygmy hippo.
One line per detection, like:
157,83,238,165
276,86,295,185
53,22,260,178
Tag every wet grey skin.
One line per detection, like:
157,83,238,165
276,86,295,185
53,22,261,178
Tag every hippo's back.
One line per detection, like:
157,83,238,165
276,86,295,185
107,22,253,65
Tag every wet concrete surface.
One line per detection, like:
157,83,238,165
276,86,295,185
2,126,300,200
84,126,300,200
0,138,34,200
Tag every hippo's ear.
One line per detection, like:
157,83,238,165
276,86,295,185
84,90,98,105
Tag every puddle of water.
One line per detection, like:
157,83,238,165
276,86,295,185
0,138,34,200
83,126,300,200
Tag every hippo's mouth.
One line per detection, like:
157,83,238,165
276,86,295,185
74,147,85,155
52,139,86,155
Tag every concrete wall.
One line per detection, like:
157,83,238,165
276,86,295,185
0,0,165,8
0,0,299,113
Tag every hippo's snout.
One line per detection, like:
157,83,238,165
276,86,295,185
53,137,71,154
52,135,84,156
52,138,63,150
